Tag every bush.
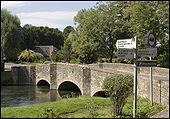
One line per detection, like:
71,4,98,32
102,74,133,117
18,49,45,63
112,58,122,63
49,53,57,62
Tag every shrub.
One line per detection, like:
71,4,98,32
38,108,59,118
102,74,133,117
49,53,57,62
98,58,104,63
18,49,45,63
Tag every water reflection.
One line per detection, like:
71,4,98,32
1,86,81,107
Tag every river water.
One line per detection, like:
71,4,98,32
1,86,81,107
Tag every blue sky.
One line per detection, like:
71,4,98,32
1,1,99,31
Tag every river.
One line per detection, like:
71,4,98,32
1,86,81,107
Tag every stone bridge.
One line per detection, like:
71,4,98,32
11,63,169,106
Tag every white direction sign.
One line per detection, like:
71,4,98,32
116,49,134,59
138,48,157,57
116,38,136,49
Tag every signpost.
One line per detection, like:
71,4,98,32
136,60,157,67
138,48,157,57
133,37,137,118
116,49,134,59
116,34,157,117
116,38,136,49
148,33,156,106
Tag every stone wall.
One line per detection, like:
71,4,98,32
36,64,51,85
56,63,91,96
11,62,169,106
11,65,36,85
88,63,169,106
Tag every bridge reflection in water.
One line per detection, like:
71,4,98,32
1,85,83,107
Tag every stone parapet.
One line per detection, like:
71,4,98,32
11,62,169,106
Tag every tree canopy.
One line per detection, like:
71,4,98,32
61,1,169,67
21,25,64,50
1,9,23,61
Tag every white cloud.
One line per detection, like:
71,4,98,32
1,1,27,8
17,11,78,31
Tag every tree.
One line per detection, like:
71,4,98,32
57,31,78,63
63,26,75,40
125,1,169,67
102,74,133,117
125,1,169,47
1,9,23,61
21,25,64,50
73,1,169,66
74,1,132,63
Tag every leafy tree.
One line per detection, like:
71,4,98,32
125,1,169,47
63,26,75,40
124,1,169,67
102,74,133,117
57,31,78,63
74,1,132,63
21,25,64,50
73,1,169,66
1,9,23,61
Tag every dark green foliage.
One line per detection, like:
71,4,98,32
57,31,79,63
21,25,64,50
70,1,169,67
102,74,133,116
1,71,12,86
63,26,75,40
157,34,169,68
1,9,23,61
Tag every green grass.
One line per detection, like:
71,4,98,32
1,71,12,85
1,96,166,118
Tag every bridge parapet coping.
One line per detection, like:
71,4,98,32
87,63,169,78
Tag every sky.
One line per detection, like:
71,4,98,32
1,1,99,32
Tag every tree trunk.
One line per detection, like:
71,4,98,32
110,95,117,116
109,55,113,63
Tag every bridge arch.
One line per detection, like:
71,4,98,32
57,81,82,96
37,79,50,87
93,90,109,97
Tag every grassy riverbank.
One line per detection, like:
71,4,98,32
1,96,166,118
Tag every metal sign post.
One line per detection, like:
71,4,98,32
148,33,156,106
133,36,137,118
150,56,153,106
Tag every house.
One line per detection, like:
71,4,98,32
34,45,58,60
